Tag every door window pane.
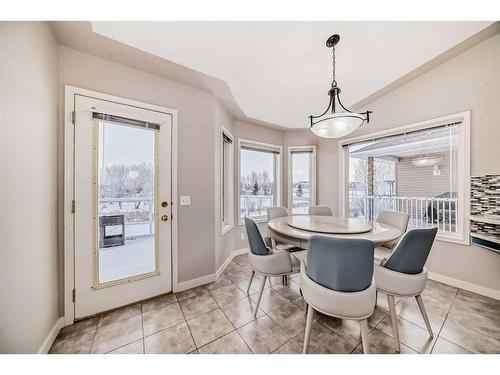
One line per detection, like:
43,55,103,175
97,121,157,284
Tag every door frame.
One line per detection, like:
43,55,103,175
63,85,179,326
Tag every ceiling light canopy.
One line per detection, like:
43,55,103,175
309,34,372,138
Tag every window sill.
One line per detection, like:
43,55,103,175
221,224,234,235
436,232,470,246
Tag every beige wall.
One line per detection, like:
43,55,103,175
0,22,60,353
58,46,218,285
319,33,500,293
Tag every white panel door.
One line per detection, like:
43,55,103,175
73,94,172,319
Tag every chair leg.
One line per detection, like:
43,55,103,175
359,319,370,354
303,305,314,354
415,294,434,338
387,294,400,353
254,276,267,317
246,270,255,295
268,277,273,287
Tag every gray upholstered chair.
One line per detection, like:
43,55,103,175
374,227,438,353
245,218,300,316
308,205,334,216
374,211,409,262
301,236,376,354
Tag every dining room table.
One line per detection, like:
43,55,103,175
267,215,402,264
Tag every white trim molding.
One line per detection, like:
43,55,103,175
428,271,500,301
38,317,64,354
176,247,248,292
220,125,235,235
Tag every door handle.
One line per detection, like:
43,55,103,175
161,201,168,208
161,215,169,222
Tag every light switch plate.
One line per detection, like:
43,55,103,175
180,196,191,206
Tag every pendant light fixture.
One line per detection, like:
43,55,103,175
309,34,372,138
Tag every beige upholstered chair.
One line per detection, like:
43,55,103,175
301,236,376,354
266,207,296,252
245,218,300,316
308,205,334,216
374,211,409,262
374,227,437,352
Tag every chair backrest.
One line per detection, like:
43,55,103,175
376,211,410,247
308,205,334,216
384,227,438,274
376,211,410,232
306,236,374,292
244,217,269,256
267,207,289,221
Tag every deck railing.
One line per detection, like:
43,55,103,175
99,197,154,238
362,195,457,234
240,195,274,219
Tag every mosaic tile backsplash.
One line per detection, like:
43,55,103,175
470,174,500,242
471,174,500,216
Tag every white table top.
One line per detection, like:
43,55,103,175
268,215,402,265
287,215,372,234
268,215,401,245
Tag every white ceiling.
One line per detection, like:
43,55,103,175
91,21,493,129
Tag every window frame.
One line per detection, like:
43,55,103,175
238,138,282,225
338,111,471,245
220,126,234,235
287,145,317,214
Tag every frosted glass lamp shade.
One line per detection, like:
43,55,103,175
310,113,364,138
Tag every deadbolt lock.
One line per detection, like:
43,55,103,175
161,201,168,207
161,215,169,222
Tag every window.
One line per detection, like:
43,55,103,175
340,112,470,244
239,139,281,224
221,127,234,234
288,146,316,214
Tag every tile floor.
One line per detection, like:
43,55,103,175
50,254,500,354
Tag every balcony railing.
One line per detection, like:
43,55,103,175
99,197,154,238
240,194,274,220
360,195,458,234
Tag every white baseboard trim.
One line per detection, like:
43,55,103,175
428,271,500,300
175,247,249,293
215,247,248,279
38,317,64,354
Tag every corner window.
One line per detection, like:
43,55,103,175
239,139,281,224
221,127,234,234
341,112,470,244
288,146,316,214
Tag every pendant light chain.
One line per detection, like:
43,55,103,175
331,45,337,87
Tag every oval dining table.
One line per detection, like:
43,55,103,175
267,215,402,264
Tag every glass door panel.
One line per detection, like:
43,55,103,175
96,121,157,285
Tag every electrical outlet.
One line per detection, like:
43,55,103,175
240,233,245,241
